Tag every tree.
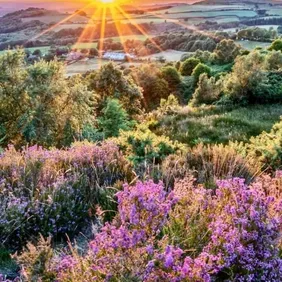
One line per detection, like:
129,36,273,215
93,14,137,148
175,61,181,71
32,49,42,57
192,63,212,84
89,48,99,57
0,50,29,146
160,66,182,92
264,50,282,70
180,57,200,76
223,51,265,104
87,62,143,116
214,39,241,64
131,63,170,110
98,98,134,138
0,49,95,147
191,73,222,106
268,39,282,51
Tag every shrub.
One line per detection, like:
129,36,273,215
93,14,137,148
13,235,55,282
223,50,265,104
192,63,212,84
162,143,261,188
214,39,241,64
190,73,222,106
161,66,181,88
55,180,177,282
268,39,282,51
98,98,135,138
112,125,185,166
247,118,282,170
54,176,282,282
180,57,200,76
0,142,132,249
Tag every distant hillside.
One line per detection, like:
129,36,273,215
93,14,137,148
3,7,60,19
196,0,275,4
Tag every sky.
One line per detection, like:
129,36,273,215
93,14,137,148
0,0,198,15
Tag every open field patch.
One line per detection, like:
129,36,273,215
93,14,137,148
236,40,271,50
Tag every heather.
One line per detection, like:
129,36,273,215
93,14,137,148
19,176,282,282
2,38,282,281
0,141,132,249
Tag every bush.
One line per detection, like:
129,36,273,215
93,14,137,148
112,125,185,166
268,39,282,51
98,98,135,138
54,176,282,281
247,118,282,170
180,57,200,76
160,66,182,92
190,73,222,106
214,39,241,64
192,63,212,84
162,143,261,188
0,142,132,249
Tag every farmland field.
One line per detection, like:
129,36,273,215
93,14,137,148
22,14,88,24
235,40,271,50
65,58,109,75
142,50,188,62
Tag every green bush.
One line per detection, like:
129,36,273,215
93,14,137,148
161,66,182,92
98,98,135,138
268,39,282,51
247,118,282,170
192,63,212,84
190,74,222,106
180,57,200,76
112,125,185,166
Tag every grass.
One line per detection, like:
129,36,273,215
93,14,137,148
0,248,18,280
156,104,282,146
236,40,271,50
21,14,88,24
142,50,188,62
65,58,109,76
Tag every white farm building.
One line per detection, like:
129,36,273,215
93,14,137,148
102,52,136,61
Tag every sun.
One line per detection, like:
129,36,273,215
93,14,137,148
100,0,114,3
97,0,117,7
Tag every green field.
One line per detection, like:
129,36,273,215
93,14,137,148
22,14,88,24
65,58,109,76
158,104,282,146
236,40,271,50
142,50,188,62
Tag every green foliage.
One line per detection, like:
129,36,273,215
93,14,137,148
160,66,182,92
154,104,282,147
113,125,185,166
252,71,282,103
268,39,282,51
214,39,241,64
98,98,135,138
264,50,282,70
180,57,200,76
0,50,95,148
131,63,170,110
237,27,277,42
175,61,181,71
87,62,143,116
247,118,282,170
223,50,265,104
191,73,222,106
192,63,211,84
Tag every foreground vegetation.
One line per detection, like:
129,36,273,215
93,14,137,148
2,36,282,281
